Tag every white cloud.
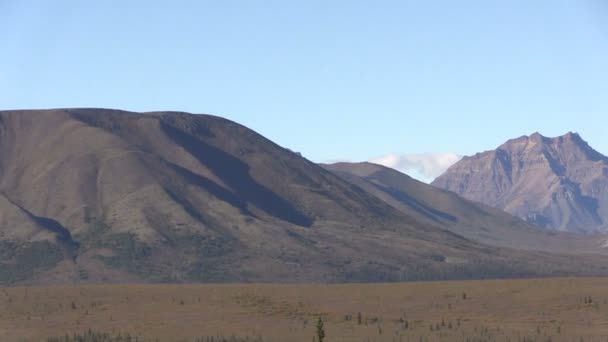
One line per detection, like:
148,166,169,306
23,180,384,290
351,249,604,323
369,152,462,182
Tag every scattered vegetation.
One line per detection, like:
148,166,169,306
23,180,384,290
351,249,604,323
0,240,63,283
316,316,325,342
2,278,608,341
46,330,137,342
46,330,265,342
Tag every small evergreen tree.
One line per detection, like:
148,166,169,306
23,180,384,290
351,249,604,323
316,316,325,342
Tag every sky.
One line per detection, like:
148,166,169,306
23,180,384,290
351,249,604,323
1,1,607,182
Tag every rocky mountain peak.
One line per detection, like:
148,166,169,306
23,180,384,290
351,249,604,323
433,132,608,232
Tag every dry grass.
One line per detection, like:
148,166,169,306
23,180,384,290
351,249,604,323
2,278,608,341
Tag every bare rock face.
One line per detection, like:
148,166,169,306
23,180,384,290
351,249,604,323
432,132,608,233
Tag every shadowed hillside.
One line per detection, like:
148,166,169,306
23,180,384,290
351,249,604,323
1,109,608,284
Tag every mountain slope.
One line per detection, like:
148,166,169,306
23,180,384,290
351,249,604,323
432,132,608,233
1,110,608,284
322,162,604,254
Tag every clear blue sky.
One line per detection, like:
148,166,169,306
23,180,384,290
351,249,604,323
1,1,607,179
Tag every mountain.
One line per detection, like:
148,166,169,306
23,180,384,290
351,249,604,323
432,132,608,233
322,162,604,254
1,110,608,285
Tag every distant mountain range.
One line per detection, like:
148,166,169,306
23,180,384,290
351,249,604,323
433,132,608,233
322,162,602,253
1,109,607,285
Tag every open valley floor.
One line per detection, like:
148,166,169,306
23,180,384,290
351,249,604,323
3,278,608,341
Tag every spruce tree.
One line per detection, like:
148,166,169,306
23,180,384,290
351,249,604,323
316,316,325,342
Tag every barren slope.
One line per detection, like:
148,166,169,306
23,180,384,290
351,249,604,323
1,110,607,284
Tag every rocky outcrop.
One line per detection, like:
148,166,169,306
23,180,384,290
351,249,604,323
433,132,608,232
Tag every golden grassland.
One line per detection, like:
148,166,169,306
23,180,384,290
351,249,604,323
2,278,608,341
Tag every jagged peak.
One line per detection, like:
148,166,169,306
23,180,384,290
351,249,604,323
433,129,608,233
500,132,546,147
563,131,580,138
501,131,588,147
559,131,583,143
530,131,544,139
456,132,604,167
533,131,584,144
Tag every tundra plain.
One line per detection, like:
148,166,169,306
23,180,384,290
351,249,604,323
3,278,608,341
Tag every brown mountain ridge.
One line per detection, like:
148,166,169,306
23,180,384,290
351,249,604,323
1,109,608,285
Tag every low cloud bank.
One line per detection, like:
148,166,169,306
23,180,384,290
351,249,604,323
370,152,462,182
